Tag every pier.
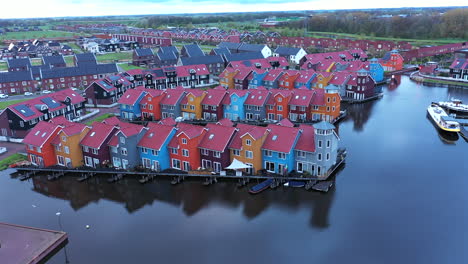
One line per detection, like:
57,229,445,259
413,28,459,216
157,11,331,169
341,93,383,104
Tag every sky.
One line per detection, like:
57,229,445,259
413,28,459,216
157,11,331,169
2,0,466,19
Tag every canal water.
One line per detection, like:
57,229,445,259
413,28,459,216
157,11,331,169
1,76,467,263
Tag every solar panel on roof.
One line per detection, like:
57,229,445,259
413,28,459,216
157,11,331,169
13,105,35,117
40,97,62,108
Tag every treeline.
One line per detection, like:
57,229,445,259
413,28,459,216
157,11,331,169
285,8,468,40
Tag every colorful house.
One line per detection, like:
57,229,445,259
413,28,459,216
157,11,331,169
201,88,227,121
244,88,271,121
312,72,333,89
181,89,207,120
369,58,385,82
23,121,62,167
379,50,404,71
328,72,352,97
199,123,237,172
288,88,314,122
223,90,249,121
108,121,147,169
295,122,340,178
219,67,238,89
160,87,186,119
228,124,269,174
140,89,166,121
262,122,301,175
233,67,252,90
247,68,268,89
137,123,177,171
50,117,90,168
294,70,317,89
265,89,292,121
345,70,376,100
118,88,147,120
168,123,207,171
262,68,284,89
278,70,300,90
80,121,118,168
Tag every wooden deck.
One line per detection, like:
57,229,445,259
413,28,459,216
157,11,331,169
0,222,67,264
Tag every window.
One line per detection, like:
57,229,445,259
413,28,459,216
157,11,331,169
278,152,286,159
327,97,331,103
182,149,189,157
245,150,253,159
264,150,272,157
142,147,148,154
172,159,181,169
151,150,159,156
277,97,282,102
120,137,125,144
318,140,322,148
83,146,89,152
57,156,65,165
201,149,209,155
182,138,187,144
121,148,127,155
246,139,252,146
326,153,330,161
318,153,322,161
55,145,61,152
326,140,331,148
64,146,69,154
265,161,275,172
233,149,240,156
111,147,118,153
62,136,66,142
291,106,296,110
213,151,221,158
297,162,303,173
92,148,98,154
277,105,283,111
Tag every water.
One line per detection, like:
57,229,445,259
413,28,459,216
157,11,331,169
1,76,467,264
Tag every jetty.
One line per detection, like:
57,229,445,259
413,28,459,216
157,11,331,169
341,93,383,104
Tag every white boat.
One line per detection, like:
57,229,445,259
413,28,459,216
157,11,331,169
427,104,461,132
438,99,468,114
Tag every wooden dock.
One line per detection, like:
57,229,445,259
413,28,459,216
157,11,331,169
459,126,468,142
341,93,383,104
0,222,67,264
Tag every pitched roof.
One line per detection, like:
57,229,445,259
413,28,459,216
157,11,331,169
80,122,116,149
199,123,237,152
42,55,65,66
217,118,234,127
266,89,292,105
41,64,118,79
137,123,175,150
118,88,146,105
158,117,176,126
0,70,34,83
182,44,205,57
262,124,300,153
50,116,88,136
450,59,468,70
168,123,206,148
314,121,335,130
295,124,315,152
160,87,186,105
311,89,325,105
274,46,302,55
75,53,97,65
277,118,294,127
229,124,268,150
218,42,241,50
244,89,270,106
23,121,61,147
135,48,154,57
329,72,352,85
295,70,316,83
289,89,313,106
239,43,267,52
7,58,31,68
263,68,284,82
180,54,224,66
201,89,227,106
175,64,210,77
224,52,264,63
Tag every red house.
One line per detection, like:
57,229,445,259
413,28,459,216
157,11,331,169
23,121,62,167
201,88,227,121
233,67,253,90
278,70,300,90
168,123,207,171
288,88,314,122
140,89,166,121
266,89,292,121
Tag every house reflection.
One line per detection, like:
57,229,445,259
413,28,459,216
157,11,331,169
30,173,338,229
343,101,377,132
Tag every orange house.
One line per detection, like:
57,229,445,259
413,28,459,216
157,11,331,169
168,123,207,171
181,90,206,120
140,89,166,121
310,88,341,122
50,118,90,168
312,72,333,89
219,67,238,89
23,121,62,167
380,50,404,71
278,70,300,90
266,89,292,121
228,124,269,174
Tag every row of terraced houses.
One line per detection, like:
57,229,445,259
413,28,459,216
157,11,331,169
23,115,340,177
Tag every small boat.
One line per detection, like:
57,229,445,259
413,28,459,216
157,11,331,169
283,180,305,188
249,179,273,194
427,104,460,133
438,99,468,115
312,181,334,192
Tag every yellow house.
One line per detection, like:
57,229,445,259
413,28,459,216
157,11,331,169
219,68,238,89
181,90,206,120
229,124,269,174
312,72,333,89
51,121,90,168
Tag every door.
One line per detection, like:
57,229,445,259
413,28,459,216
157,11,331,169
85,156,93,167
65,158,72,168
213,162,221,173
152,160,160,171
122,159,128,169
183,161,190,171
93,158,100,168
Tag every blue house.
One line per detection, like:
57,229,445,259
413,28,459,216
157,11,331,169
294,70,317,89
223,90,250,121
137,123,177,171
118,88,147,120
369,58,384,82
248,69,268,89
261,122,301,175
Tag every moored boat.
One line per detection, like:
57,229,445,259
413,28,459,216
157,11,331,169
283,180,305,188
427,104,461,133
438,99,468,115
249,179,274,194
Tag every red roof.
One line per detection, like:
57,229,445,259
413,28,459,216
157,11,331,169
160,88,186,105
329,72,352,85
229,124,268,150
168,123,206,148
262,124,301,153
23,121,61,147
244,89,270,106
233,67,253,80
450,59,468,70
311,89,325,105
118,88,146,105
296,70,316,83
219,67,237,78
277,118,294,127
346,73,358,86
80,122,117,149
198,123,237,152
289,89,313,106
158,117,176,126
175,64,209,77
263,68,284,81
246,68,266,80
140,90,165,105
217,118,234,127
266,89,292,105
201,89,227,106
295,124,315,152
137,123,175,150
102,116,121,126
126,69,144,76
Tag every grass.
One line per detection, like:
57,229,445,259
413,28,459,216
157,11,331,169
0,62,7,71
64,42,84,54
172,42,217,53
0,30,79,42
85,113,115,125
118,64,145,71
0,153,27,171
64,56,75,67
0,99,29,109
423,78,468,87
95,52,133,63
31,58,43,66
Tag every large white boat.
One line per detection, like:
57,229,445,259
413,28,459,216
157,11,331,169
427,104,461,132
438,99,468,114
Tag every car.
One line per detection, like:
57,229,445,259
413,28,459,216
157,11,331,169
24,92,33,96
42,90,52,94
0,94,8,99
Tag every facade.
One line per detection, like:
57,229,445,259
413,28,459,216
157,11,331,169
108,122,147,169
201,88,227,121
181,90,207,120
168,123,207,171
273,46,307,64
23,121,62,167
223,90,249,121
244,88,271,121
265,89,292,121
80,122,118,168
160,87,186,119
278,70,300,90
137,123,177,171
85,74,134,106
449,59,468,80
198,123,237,172
288,88,313,122
132,48,155,67
51,117,90,168
140,89,166,121
0,70,37,95
380,50,404,71
118,88,147,120
369,58,385,82
262,69,284,89
247,68,268,89
345,70,376,100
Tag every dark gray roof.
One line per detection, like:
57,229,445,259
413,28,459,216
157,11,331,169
42,55,66,66
75,53,97,64
212,47,231,56
182,44,205,57
239,43,266,52
159,46,179,56
62,45,72,50
135,48,154,57
223,52,264,63
157,46,178,61
180,55,224,66
41,64,118,79
48,42,60,47
274,46,301,56
0,70,33,83
218,42,241,50
6,58,31,69
31,65,51,76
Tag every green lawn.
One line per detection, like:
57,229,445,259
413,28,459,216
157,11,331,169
423,78,468,87
0,62,7,71
85,113,115,125
0,153,27,171
0,30,79,41
118,63,145,71
64,42,84,54
64,56,75,67
95,52,133,63
31,58,43,65
0,99,29,109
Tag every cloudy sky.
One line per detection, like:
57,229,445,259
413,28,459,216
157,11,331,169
4,0,467,19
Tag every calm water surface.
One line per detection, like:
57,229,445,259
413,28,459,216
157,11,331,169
1,76,467,264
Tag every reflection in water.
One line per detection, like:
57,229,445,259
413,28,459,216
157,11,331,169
344,101,377,132
30,173,337,229
388,75,402,91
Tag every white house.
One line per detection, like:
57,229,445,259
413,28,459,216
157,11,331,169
273,46,307,65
